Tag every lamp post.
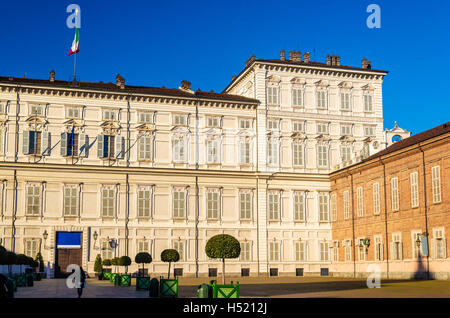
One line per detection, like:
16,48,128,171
93,231,98,250
416,235,421,259
42,230,48,250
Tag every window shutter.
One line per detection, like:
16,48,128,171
60,132,67,156
42,131,51,156
443,239,447,259
79,133,88,157
431,239,436,259
97,135,104,158
399,242,403,260
380,244,384,261
115,136,124,159
23,130,30,154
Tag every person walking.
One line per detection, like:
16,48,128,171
77,266,86,298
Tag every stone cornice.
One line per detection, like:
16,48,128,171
0,83,257,111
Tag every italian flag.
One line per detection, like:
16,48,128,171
68,27,79,56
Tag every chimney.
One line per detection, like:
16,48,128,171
49,70,55,82
115,74,125,89
280,50,286,61
181,80,191,90
304,52,310,63
331,55,336,66
361,58,368,69
326,55,331,66
232,75,236,81
288,51,294,61
366,60,372,69
336,56,341,66
296,51,302,62
245,54,256,67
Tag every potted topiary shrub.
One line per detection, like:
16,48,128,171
5,251,18,278
110,258,119,284
118,256,132,286
135,252,152,290
102,259,112,280
16,254,29,286
160,249,180,297
205,234,241,285
94,254,103,280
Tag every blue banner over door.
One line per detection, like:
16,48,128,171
57,232,82,249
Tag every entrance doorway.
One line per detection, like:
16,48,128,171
55,232,83,278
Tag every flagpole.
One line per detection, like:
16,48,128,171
73,51,77,82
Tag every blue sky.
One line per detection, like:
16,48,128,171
0,0,448,134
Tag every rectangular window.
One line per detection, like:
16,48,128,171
331,194,337,222
364,95,373,112
412,232,422,259
319,193,329,222
341,125,352,136
295,241,307,261
431,166,441,203
410,172,419,208
317,91,327,108
25,239,38,258
101,135,115,158
317,123,328,134
240,140,250,164
66,133,79,157
292,88,303,106
137,188,151,218
320,242,330,261
206,191,219,220
267,120,279,130
364,126,376,137
373,183,380,215
375,236,384,261
240,242,251,261
391,177,399,211
293,142,304,166
207,117,220,128
317,145,328,167
239,192,252,220
269,241,280,261
239,119,251,129
391,233,403,260
63,186,78,216
26,185,41,216
138,112,153,123
341,145,351,163
137,241,150,254
267,139,279,165
332,241,339,262
172,138,186,162
173,241,185,261
66,107,80,119
343,191,350,220
356,187,364,217
267,87,278,105
138,135,152,160
340,92,350,110
293,192,305,222
268,193,280,221
103,110,116,121
432,229,446,259
173,189,186,218
30,105,43,116
358,239,366,261
292,122,304,132
101,188,115,217
29,131,42,155
101,241,113,260
206,139,218,163
344,240,352,261
173,114,187,126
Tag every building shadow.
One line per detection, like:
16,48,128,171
413,255,434,280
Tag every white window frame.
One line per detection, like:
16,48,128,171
331,193,337,222
410,172,419,208
319,241,330,261
101,187,115,217
374,235,384,261
391,177,399,212
431,166,442,204
343,190,350,220
340,92,351,111
137,187,152,218
373,183,380,215
356,186,364,217
240,241,252,262
267,86,279,105
63,185,79,217
295,241,308,261
363,94,373,112
172,188,187,219
292,88,303,107
318,193,330,222
26,184,41,216
206,190,220,220
317,144,329,168
269,241,281,262
292,140,304,166
293,192,306,222
239,190,252,221
268,192,280,221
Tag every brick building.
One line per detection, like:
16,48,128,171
330,122,449,279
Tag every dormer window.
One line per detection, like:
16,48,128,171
239,119,251,129
317,123,328,135
103,110,116,121
138,112,153,124
173,114,187,126
207,116,220,128
66,107,80,119
30,105,44,116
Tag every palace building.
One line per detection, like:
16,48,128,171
2,51,445,279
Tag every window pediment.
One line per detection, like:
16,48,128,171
291,132,306,140
136,123,156,131
340,135,355,142
290,77,306,86
361,83,375,91
266,75,281,84
316,134,331,142
315,80,329,88
338,81,353,89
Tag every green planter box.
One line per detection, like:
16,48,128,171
136,276,150,291
210,281,239,298
15,274,26,287
110,273,117,283
120,274,131,287
160,278,178,298
114,273,121,286
103,272,111,281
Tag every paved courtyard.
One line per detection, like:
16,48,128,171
13,276,450,298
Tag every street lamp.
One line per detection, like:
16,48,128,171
43,230,48,240
416,235,421,258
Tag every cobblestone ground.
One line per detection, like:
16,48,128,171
13,277,450,298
